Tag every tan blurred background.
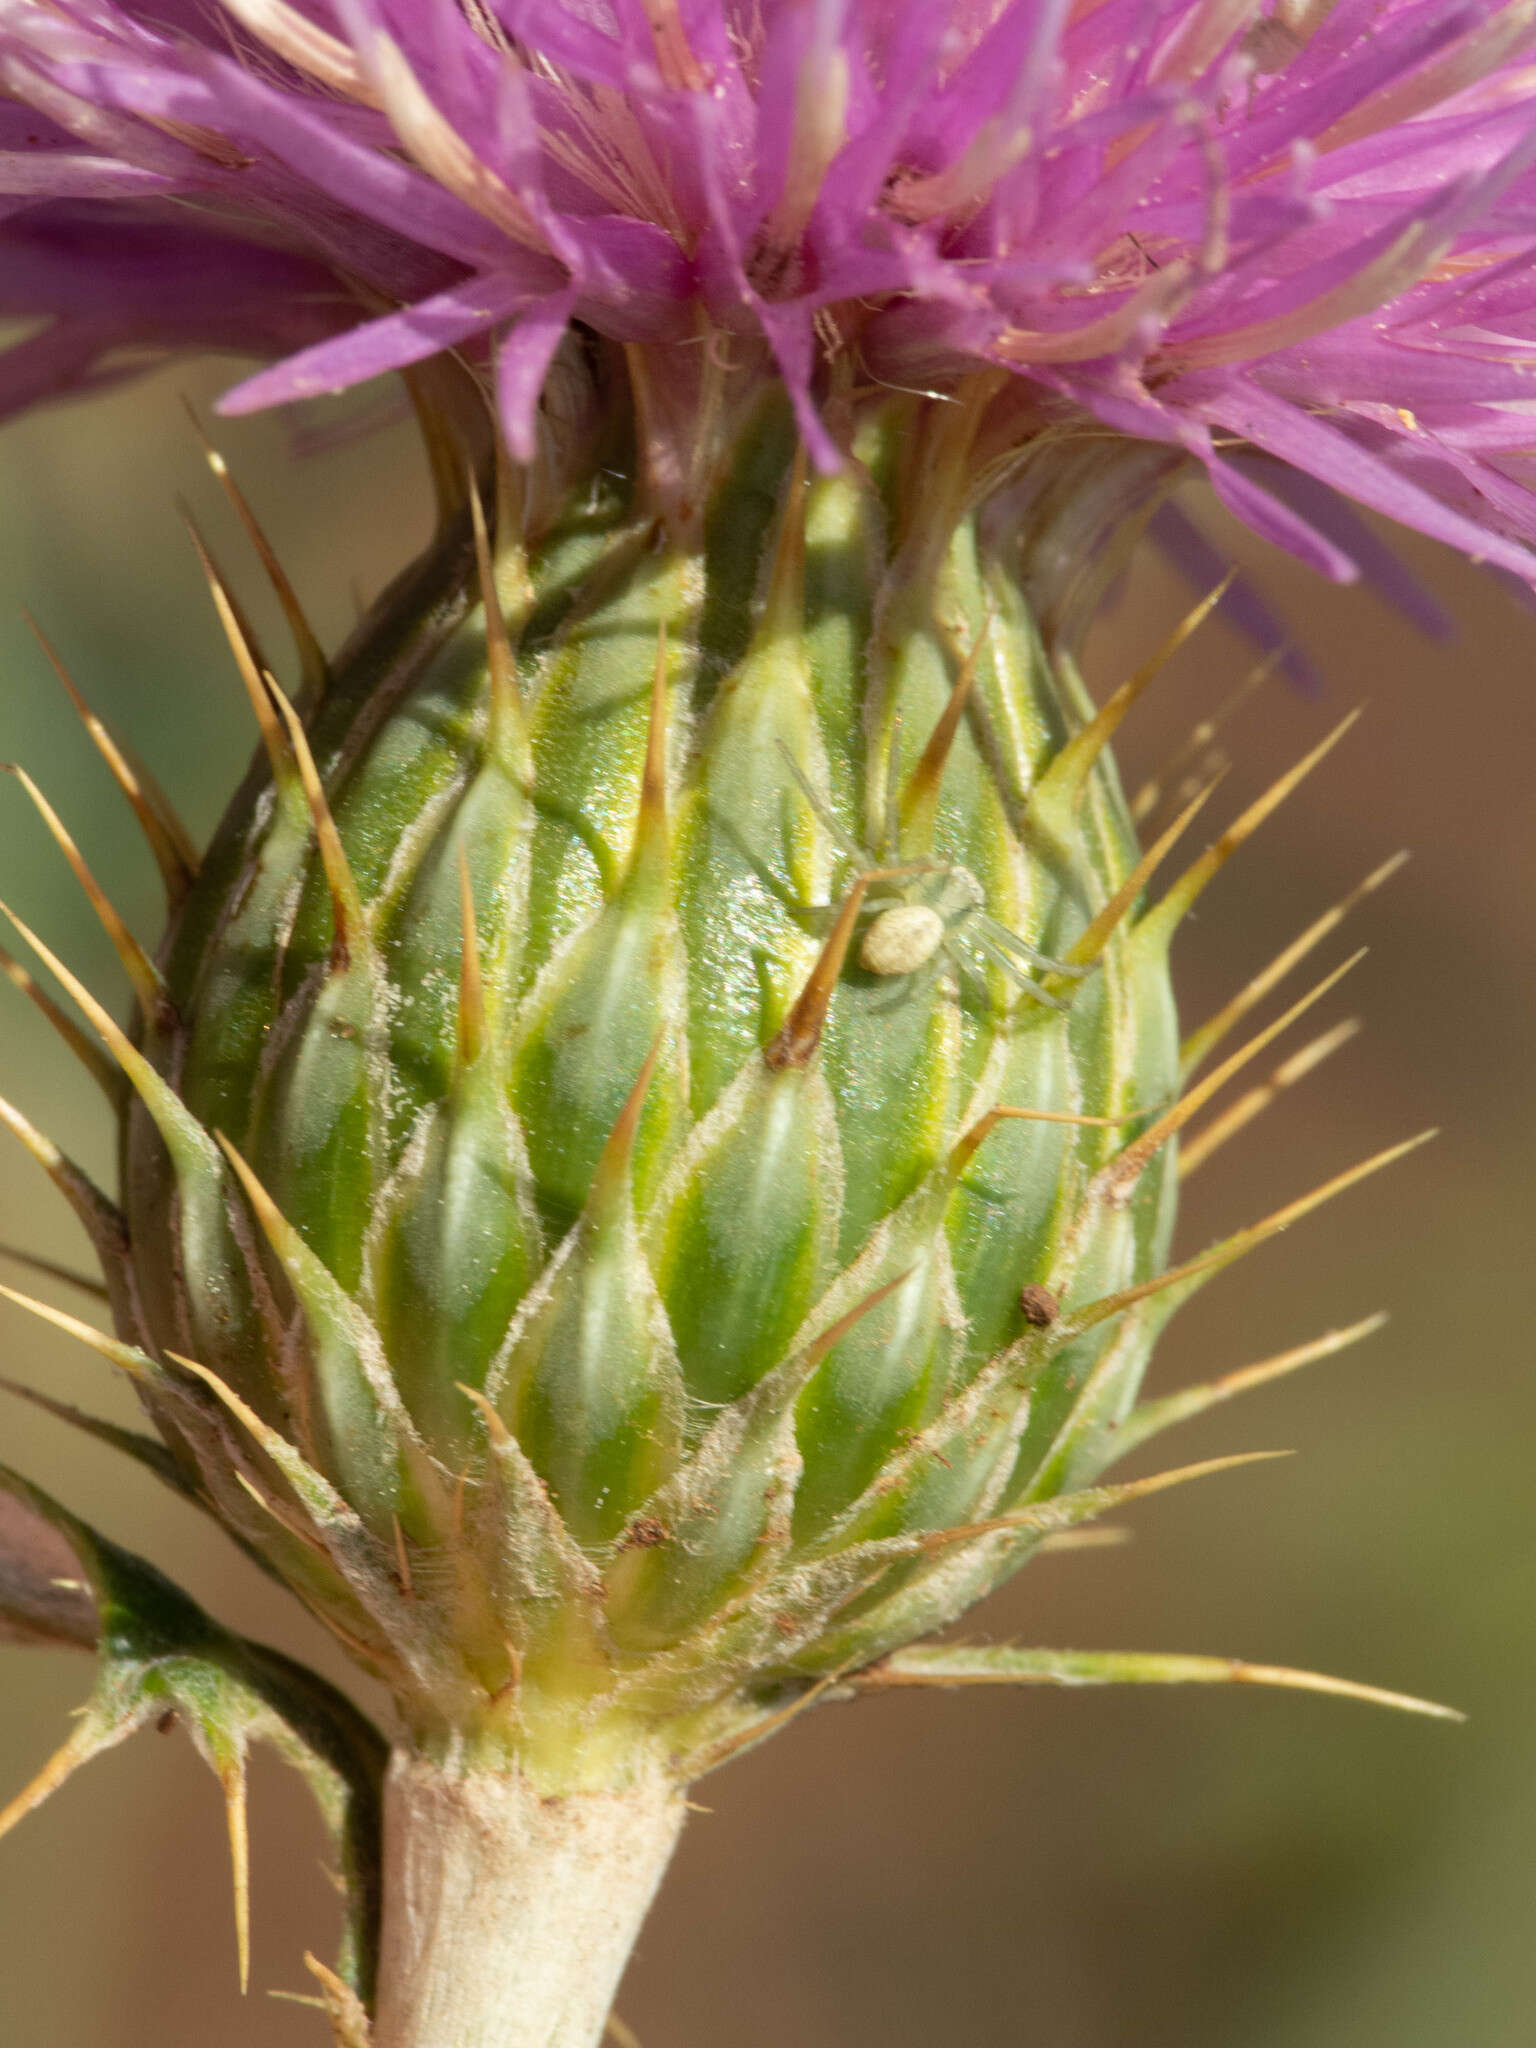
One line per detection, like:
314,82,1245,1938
1,362,1532,2046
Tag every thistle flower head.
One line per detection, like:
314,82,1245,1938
5,0,1536,579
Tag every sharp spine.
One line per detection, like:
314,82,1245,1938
590,1033,664,1209
849,1643,1459,1719
1072,1129,1437,1334
952,1099,1159,1177
1113,1312,1388,1459
1099,949,1365,1196
1031,574,1234,815
1181,850,1407,1076
0,898,207,1159
181,508,292,781
1130,646,1283,827
0,1723,100,1844
0,942,126,1107
898,604,992,853
0,1280,152,1380
1137,710,1364,953
4,764,170,1026
1179,1017,1362,1180
23,611,198,902
182,401,326,702
219,1758,252,1995
0,1242,109,1302
910,1450,1290,1555
214,1132,301,1262
261,671,365,966
0,1088,125,1262
1064,774,1223,973
631,619,672,875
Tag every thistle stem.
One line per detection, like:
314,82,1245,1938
374,1751,685,2048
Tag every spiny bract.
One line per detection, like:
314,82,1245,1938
2,380,1424,1792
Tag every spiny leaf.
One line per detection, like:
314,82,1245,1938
0,1468,388,2000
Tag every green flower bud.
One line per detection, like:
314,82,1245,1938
4,388,1422,1809
102,391,1181,1779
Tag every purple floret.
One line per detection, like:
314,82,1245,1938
5,0,1536,580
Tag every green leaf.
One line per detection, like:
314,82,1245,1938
0,1468,386,2005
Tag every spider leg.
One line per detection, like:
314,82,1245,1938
776,742,869,866
879,714,904,864
974,913,1094,979
961,926,1074,1012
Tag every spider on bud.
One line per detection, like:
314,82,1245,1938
779,742,1093,1011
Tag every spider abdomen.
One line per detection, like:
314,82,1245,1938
859,902,946,975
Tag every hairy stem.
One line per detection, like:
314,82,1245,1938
373,1751,685,2048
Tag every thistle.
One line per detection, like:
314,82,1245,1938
2,6,1533,2044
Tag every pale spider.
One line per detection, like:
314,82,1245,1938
779,744,1092,1013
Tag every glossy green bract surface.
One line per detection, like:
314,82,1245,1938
122,400,1179,1782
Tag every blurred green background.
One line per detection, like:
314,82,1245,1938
1,362,1532,2046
